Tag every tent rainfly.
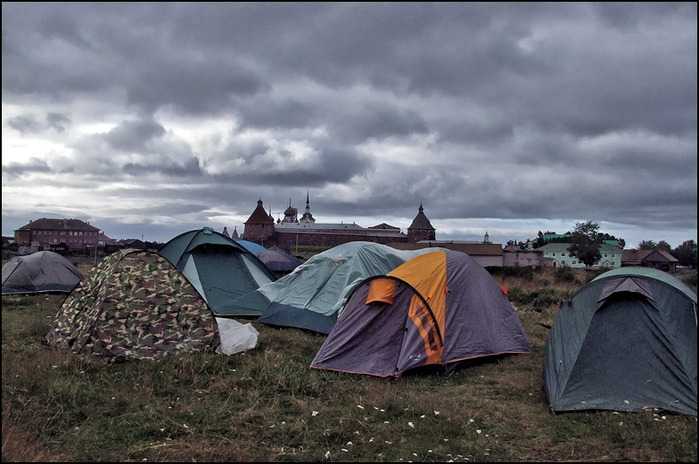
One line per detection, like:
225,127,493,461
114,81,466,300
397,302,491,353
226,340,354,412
2,251,82,294
257,246,303,275
256,241,442,334
159,228,275,317
544,266,697,416
311,250,530,377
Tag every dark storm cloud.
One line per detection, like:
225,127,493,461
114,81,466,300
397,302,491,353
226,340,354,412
208,143,373,186
6,114,43,133
1,3,696,242
103,119,166,152
46,112,71,132
6,112,72,133
3,158,51,177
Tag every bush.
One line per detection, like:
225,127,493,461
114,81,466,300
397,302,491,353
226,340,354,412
508,287,565,311
584,267,611,283
680,271,697,289
501,266,534,280
554,266,576,283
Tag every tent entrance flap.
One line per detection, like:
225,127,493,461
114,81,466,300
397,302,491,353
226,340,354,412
597,277,654,306
366,278,397,305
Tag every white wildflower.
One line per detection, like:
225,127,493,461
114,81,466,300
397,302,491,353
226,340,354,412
324,451,330,459
341,448,349,453
476,429,482,434
357,404,365,410
346,441,353,446
312,411,319,417
408,421,415,429
420,415,426,419
433,410,440,415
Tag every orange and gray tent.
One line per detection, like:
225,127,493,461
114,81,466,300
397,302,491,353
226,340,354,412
311,250,529,377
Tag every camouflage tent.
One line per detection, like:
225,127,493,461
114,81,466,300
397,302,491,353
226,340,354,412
46,249,220,361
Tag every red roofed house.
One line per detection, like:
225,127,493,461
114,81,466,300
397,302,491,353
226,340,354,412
15,218,104,251
622,248,679,273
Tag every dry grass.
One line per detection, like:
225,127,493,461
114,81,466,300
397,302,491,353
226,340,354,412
1,267,697,462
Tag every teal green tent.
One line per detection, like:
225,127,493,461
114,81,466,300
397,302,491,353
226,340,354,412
545,267,697,416
159,228,275,317
257,242,442,333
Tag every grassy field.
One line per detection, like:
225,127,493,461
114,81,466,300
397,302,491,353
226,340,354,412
2,266,697,462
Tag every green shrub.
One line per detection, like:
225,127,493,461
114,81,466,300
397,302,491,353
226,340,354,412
508,287,565,311
554,266,576,283
584,267,610,283
501,266,534,280
680,271,697,289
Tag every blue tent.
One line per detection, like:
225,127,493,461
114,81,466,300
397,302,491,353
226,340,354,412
235,239,266,256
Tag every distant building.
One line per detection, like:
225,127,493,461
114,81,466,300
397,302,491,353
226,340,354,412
389,240,504,268
539,242,622,268
542,232,568,242
14,218,104,251
503,245,547,268
407,203,436,242
299,192,316,224
622,249,679,273
243,196,435,250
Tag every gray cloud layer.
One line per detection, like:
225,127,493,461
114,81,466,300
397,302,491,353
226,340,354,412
2,3,696,244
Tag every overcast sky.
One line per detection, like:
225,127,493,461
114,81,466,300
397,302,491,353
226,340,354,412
2,3,697,247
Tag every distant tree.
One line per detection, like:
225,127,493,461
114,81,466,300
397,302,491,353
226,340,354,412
656,240,672,253
568,221,602,269
639,240,657,250
598,232,625,248
672,240,698,268
533,231,545,248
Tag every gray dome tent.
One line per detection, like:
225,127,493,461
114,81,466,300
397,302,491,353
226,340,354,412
544,267,697,416
2,251,82,294
159,228,275,317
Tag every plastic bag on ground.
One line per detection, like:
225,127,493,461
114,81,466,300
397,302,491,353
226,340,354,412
215,317,259,355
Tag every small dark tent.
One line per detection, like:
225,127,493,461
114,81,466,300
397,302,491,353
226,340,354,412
544,267,697,416
311,250,529,377
258,246,302,276
2,251,82,294
159,228,275,317
46,249,219,360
